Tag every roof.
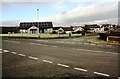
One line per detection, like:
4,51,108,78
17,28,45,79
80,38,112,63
0,27,19,34
53,27,73,31
85,24,100,28
19,22,53,29
102,24,111,27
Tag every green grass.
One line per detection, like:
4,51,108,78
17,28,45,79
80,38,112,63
0,33,98,39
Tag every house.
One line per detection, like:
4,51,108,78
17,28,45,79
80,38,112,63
0,26,19,34
19,22,53,34
52,26,73,34
71,26,84,34
84,24,101,33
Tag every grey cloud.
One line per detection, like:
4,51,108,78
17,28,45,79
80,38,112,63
0,20,20,26
53,2,118,26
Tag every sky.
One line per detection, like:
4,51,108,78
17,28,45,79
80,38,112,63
0,0,119,26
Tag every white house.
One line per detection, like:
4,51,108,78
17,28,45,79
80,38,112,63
28,26,39,34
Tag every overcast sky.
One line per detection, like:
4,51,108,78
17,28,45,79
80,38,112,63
0,0,119,26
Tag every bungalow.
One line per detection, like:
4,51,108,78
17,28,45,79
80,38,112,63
71,26,84,34
0,26,19,34
19,22,53,34
84,24,101,33
52,27,73,34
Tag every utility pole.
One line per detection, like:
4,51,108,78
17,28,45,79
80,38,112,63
37,9,40,37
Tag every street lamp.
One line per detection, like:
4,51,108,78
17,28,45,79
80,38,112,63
37,9,40,37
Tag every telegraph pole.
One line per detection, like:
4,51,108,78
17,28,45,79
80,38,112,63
37,9,40,37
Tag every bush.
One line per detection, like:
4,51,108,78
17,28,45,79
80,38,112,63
99,33,108,41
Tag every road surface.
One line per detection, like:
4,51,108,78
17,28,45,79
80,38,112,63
1,37,119,78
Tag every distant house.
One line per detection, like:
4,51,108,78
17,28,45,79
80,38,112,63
52,27,73,34
0,27,19,34
84,24,101,33
19,22,53,34
71,26,84,34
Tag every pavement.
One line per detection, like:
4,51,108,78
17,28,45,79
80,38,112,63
1,37,119,78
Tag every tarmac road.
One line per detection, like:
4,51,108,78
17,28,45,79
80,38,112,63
1,37,119,78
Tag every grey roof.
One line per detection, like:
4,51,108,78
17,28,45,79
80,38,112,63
53,27,73,31
19,22,53,29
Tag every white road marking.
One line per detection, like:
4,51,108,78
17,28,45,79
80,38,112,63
0,49,2,51
11,52,17,54
18,54,26,57
42,60,53,64
3,50,9,52
105,52,118,54
4,40,20,43
74,67,87,72
28,56,38,60
51,46,58,48
0,51,2,53
57,63,69,68
76,49,117,55
94,72,109,77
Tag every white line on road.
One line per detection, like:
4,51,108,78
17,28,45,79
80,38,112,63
0,51,2,54
76,49,117,55
105,52,118,54
74,67,87,72
4,40,20,43
42,60,53,64
3,50,9,52
11,52,17,54
18,53,26,57
28,56,38,60
0,49,2,51
57,63,69,68
94,72,109,77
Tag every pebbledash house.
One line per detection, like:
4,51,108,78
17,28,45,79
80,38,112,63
19,22,53,34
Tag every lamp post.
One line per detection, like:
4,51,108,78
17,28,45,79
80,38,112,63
37,9,40,37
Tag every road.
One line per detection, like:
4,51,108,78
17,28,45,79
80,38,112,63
1,37,119,78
